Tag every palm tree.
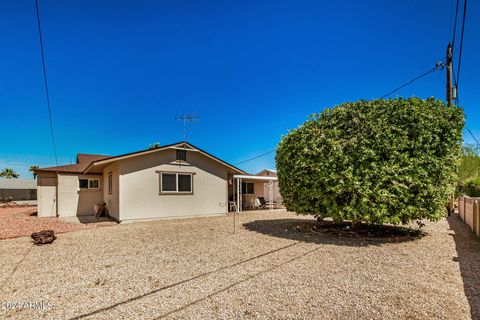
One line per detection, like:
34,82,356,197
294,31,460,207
29,165,39,179
0,168,19,179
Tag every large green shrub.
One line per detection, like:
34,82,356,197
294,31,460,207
276,98,464,225
463,177,480,197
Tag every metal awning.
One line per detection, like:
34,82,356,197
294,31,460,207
233,174,277,181
232,175,278,212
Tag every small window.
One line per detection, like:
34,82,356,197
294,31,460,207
89,179,100,189
176,150,187,162
241,182,254,195
160,172,193,194
108,172,113,194
79,179,89,189
79,178,100,190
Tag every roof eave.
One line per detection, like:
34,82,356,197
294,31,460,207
83,142,247,175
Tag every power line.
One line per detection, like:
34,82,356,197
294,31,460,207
448,0,476,146
455,0,467,91
35,0,58,166
466,127,480,147
465,70,480,91
454,95,479,147
234,150,276,165
451,0,460,49
379,61,444,99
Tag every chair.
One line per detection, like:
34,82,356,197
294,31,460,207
256,197,268,209
229,201,237,212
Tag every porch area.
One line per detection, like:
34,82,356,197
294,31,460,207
228,174,283,212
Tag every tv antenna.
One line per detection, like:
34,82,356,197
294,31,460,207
175,113,199,141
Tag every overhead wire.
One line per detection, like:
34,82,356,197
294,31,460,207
379,62,444,99
234,150,276,165
34,0,58,165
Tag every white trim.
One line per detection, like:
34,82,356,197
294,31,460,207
79,178,100,190
233,174,278,181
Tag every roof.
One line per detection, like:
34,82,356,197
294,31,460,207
256,169,277,176
36,154,111,173
84,141,246,174
0,179,37,189
37,142,246,175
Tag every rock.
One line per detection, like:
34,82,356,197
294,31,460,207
31,230,56,245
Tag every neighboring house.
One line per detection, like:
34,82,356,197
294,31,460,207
256,169,282,203
0,179,37,201
35,142,249,221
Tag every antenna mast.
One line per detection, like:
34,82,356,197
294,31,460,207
175,113,199,141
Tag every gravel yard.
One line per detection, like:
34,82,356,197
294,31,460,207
0,206,116,240
0,210,479,319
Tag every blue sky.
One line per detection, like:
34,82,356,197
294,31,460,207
1,0,479,179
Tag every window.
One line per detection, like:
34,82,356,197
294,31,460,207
162,174,177,192
89,179,100,189
176,149,187,162
79,178,100,190
108,172,113,194
242,182,254,195
159,172,193,194
178,174,192,192
79,179,89,189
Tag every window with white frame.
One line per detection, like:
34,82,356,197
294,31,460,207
159,172,193,194
79,178,100,190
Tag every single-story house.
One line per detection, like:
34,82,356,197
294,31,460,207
256,169,282,203
35,141,279,222
0,179,37,201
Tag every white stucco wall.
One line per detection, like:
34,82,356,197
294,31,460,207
118,149,229,221
37,173,57,217
57,173,103,217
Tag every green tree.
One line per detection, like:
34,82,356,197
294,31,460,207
149,142,160,149
29,165,39,179
276,98,464,227
458,144,480,184
0,168,20,179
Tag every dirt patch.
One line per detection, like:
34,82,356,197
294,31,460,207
0,211,474,319
0,206,116,240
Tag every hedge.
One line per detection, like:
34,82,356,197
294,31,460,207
276,98,464,225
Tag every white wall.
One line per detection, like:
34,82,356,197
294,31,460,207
118,149,229,221
57,173,103,217
37,173,57,217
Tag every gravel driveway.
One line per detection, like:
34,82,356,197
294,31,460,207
0,210,479,319
0,206,115,240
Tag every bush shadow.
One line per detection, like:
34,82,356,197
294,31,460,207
243,218,424,247
447,216,480,319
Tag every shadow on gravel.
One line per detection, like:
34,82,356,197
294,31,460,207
448,216,480,319
243,218,424,247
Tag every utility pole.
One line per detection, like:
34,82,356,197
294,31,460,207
446,43,453,107
446,43,455,216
